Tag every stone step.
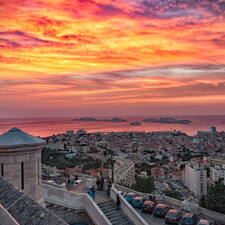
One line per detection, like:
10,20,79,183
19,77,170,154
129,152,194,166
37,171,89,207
104,209,123,217
97,200,133,225
98,200,114,207
98,199,114,204
108,213,126,220
99,204,117,211
110,215,128,222
99,205,118,212
111,218,132,225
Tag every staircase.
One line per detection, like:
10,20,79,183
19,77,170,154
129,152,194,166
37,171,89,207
98,200,133,225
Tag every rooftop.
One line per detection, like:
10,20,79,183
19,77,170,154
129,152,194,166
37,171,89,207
0,176,68,225
0,127,45,148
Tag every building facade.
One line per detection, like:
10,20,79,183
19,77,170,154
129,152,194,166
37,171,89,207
151,167,165,179
184,163,207,196
0,128,45,204
210,165,225,185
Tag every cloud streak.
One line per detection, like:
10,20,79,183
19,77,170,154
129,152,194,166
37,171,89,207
0,0,225,117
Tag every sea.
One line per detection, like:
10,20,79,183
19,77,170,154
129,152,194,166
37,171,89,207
0,115,225,137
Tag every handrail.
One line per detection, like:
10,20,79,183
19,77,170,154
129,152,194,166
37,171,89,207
43,183,111,225
114,184,225,223
110,186,148,225
83,195,112,225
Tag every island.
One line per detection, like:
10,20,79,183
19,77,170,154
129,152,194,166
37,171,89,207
73,117,99,121
103,117,127,122
142,117,192,125
130,122,141,126
72,117,127,123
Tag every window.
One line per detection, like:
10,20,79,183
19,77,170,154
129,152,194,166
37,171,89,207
1,164,3,177
21,162,24,189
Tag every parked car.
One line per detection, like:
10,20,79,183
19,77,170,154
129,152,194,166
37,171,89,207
165,209,181,224
181,213,197,225
124,192,138,203
197,219,210,225
153,203,170,218
141,200,155,213
131,196,146,208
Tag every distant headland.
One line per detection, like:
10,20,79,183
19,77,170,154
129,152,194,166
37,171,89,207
72,117,127,123
130,122,141,126
72,117,192,125
142,117,192,125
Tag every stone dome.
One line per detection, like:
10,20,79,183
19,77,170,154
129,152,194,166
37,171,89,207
0,127,45,148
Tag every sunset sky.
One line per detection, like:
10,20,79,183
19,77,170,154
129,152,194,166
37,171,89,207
0,0,225,118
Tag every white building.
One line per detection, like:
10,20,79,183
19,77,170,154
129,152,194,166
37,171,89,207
210,165,225,185
184,163,207,196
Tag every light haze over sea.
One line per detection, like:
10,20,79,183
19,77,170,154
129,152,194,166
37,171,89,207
0,115,225,137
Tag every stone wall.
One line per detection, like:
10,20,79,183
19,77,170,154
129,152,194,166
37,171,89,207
111,187,148,225
0,146,43,204
43,183,112,225
114,184,225,224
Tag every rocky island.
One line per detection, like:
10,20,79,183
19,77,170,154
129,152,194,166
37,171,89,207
73,117,99,121
143,117,192,125
130,122,141,126
73,117,127,122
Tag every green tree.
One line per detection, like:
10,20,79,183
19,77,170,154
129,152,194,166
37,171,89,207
82,160,101,171
163,190,183,200
199,195,206,208
130,177,155,193
200,178,225,214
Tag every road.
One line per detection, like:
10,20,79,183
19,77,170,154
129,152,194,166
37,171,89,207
136,208,166,225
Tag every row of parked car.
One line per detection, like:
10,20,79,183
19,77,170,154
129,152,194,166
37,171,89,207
123,192,210,225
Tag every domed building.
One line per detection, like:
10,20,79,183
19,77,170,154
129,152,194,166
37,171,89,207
0,128,45,204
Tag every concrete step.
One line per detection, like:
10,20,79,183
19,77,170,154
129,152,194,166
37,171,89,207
108,213,126,220
104,209,122,217
110,215,128,222
99,205,118,212
97,200,133,225
98,200,114,207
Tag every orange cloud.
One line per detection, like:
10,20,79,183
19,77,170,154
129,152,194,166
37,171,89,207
0,0,225,117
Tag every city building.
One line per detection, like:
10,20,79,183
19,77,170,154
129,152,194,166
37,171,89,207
210,126,217,134
184,163,207,196
138,171,148,178
151,167,165,179
0,128,96,225
0,127,225,225
66,130,74,136
0,128,45,204
210,165,225,185
207,156,225,167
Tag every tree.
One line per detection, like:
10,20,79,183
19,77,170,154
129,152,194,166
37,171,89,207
130,177,155,193
82,160,101,171
200,178,225,214
163,190,183,200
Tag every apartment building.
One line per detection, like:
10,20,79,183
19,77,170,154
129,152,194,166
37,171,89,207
184,163,207,196
210,165,225,185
